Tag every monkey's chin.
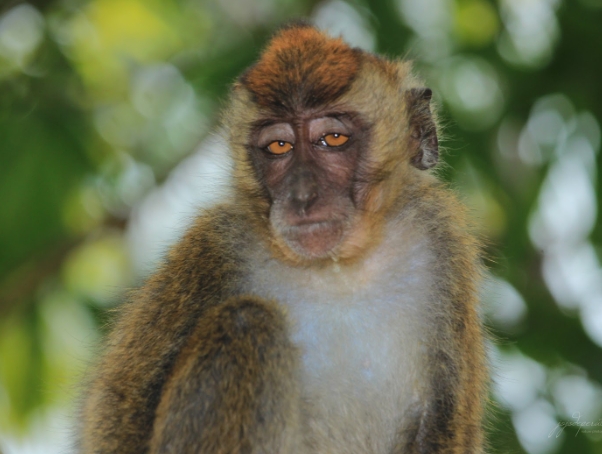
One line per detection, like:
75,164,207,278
279,221,345,260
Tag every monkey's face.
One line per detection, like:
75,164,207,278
233,25,438,261
249,111,369,259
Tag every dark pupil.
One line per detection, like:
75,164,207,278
333,133,339,138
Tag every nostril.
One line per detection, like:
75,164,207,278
291,190,317,213
290,185,318,215
296,189,317,204
300,191,318,213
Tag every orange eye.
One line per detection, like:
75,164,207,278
267,141,293,155
322,133,349,147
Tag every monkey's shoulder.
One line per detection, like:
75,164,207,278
171,204,254,259
118,205,252,317
399,180,482,265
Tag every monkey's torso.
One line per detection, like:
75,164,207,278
244,210,434,452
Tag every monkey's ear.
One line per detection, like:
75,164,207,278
405,88,439,170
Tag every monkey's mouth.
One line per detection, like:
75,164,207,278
278,219,346,259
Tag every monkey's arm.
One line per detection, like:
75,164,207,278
396,323,486,454
77,208,253,453
148,296,301,454
392,186,488,454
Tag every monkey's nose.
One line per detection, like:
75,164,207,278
289,173,319,216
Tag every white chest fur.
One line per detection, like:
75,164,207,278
244,219,436,453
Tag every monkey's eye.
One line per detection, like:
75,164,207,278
266,141,293,155
320,133,349,147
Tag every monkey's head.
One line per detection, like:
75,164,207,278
224,23,439,264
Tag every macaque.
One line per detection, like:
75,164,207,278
78,22,487,454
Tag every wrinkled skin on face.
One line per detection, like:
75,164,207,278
248,110,370,259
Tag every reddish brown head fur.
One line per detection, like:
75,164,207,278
240,24,361,111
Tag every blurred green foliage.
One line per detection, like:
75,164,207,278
1,0,602,453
